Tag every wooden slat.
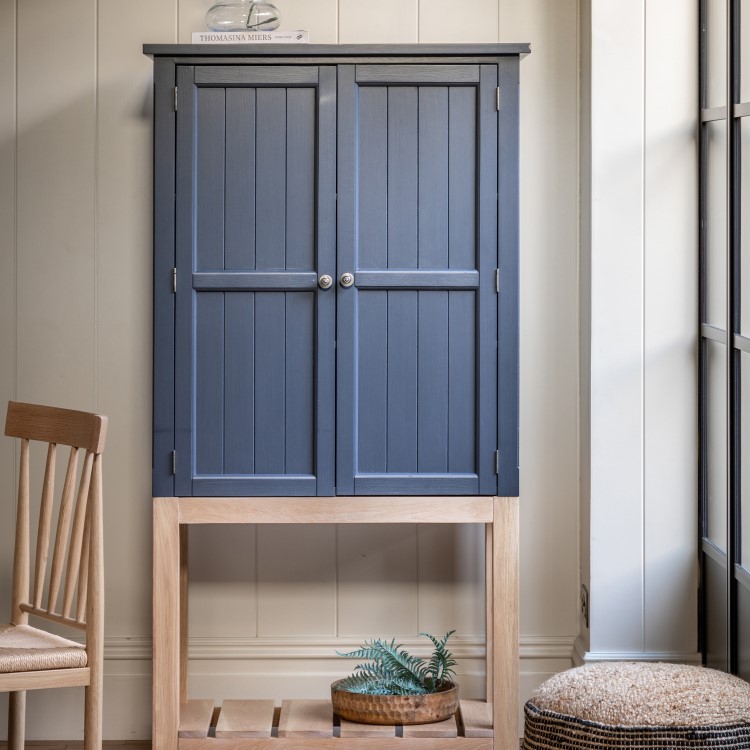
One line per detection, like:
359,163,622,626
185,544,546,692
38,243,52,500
493,497,519,750
339,720,396,739
84,453,105,749
459,701,493,738
179,700,215,739
153,497,181,750
33,443,57,608
62,451,93,619
180,525,189,705
357,292,388,474
195,293,224,475
5,401,107,453
178,497,494,524
76,494,91,622
18,604,86,630
277,700,333,738
484,523,493,704
253,293,286,474
47,446,79,612
180,738,493,749
192,272,317,291
354,271,479,290
11,439,30,624
224,293,255,474
401,716,458,738
0,667,90,692
356,65,480,84
225,87,256,270
215,700,275,738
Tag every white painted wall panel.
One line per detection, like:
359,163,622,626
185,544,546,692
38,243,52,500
588,2,645,654
578,0,592,650
0,0,16,626
578,0,699,663
498,0,580,640
180,0,209,43
16,0,97,411
189,526,257,637
337,525,419,636
96,0,176,638
339,0,418,44
417,525,485,636
257,525,337,636
643,0,698,654
281,0,338,43
419,0,497,43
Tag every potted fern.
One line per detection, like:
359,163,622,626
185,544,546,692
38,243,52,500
331,631,458,725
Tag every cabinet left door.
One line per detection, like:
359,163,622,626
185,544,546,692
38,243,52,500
173,65,337,496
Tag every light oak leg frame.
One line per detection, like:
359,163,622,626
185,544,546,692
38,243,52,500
152,496,519,750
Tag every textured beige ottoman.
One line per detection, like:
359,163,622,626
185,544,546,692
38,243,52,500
523,662,750,749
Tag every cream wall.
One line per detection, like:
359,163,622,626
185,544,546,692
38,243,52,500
1,0,576,739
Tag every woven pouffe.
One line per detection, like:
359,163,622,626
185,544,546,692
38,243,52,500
523,662,750,749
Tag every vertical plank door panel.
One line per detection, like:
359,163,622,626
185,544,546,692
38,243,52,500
196,87,226,271
177,66,327,495
253,292,286,474
195,293,224,475
223,293,255,475
341,66,496,495
357,292,389,474
255,88,287,270
224,88,256,271
386,290,419,472
286,87,316,270
285,292,315,475
418,292,449,472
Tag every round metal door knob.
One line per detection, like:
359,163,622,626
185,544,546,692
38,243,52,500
340,272,355,288
318,274,333,289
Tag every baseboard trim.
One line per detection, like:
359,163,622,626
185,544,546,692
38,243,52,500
99,634,577,661
572,635,702,666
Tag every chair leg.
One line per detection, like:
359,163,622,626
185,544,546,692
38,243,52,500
8,690,26,750
84,682,103,750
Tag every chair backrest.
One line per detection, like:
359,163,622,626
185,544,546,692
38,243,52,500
4,401,107,632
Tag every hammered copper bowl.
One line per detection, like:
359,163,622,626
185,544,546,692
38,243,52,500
331,680,459,725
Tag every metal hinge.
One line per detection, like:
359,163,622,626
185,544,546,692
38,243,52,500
495,87,500,112
170,450,177,476
494,450,500,475
495,268,500,293
172,267,177,293
174,87,178,111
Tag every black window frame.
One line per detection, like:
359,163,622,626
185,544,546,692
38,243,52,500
699,0,750,677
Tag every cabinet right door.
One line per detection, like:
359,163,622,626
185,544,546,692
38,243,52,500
336,64,499,496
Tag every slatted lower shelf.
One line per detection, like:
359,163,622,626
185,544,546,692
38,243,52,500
179,699,494,749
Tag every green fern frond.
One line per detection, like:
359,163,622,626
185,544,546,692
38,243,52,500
335,632,457,696
421,630,457,688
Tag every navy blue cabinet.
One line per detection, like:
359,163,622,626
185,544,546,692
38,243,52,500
147,45,525,499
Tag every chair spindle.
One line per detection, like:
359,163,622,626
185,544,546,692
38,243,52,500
47,445,80,614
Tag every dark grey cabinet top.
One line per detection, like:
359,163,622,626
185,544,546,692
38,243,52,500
144,43,530,60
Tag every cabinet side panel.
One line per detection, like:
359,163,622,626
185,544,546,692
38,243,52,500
153,58,178,497
497,58,520,497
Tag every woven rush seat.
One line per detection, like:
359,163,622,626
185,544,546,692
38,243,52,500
0,622,87,673
523,662,750,749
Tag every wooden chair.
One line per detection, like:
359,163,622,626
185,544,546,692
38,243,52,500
1,401,107,750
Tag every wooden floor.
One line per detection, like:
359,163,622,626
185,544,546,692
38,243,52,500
0,743,522,749
0,745,151,750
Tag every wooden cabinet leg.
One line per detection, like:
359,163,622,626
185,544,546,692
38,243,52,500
180,524,189,704
485,522,494,705
493,497,519,750
153,498,181,750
